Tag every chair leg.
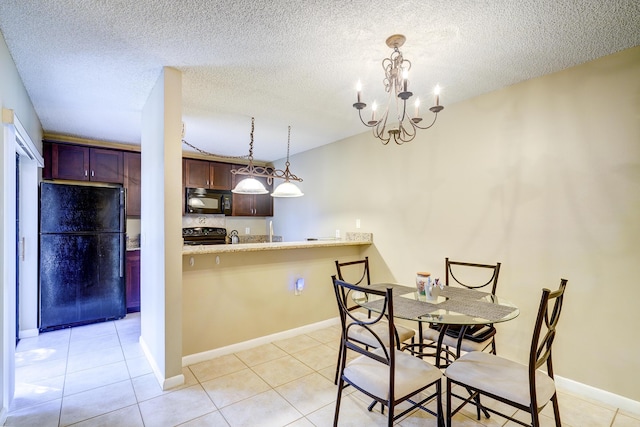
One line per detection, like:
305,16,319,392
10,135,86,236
551,393,562,426
333,378,344,427
446,378,452,427
437,378,444,427
333,343,342,385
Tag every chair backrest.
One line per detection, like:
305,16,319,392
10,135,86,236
528,278,568,409
445,257,501,294
335,257,371,287
332,275,396,364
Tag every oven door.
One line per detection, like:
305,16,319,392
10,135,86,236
185,188,232,215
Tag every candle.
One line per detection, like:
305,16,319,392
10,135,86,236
415,98,420,116
372,101,377,121
402,69,408,92
434,85,441,106
356,80,362,103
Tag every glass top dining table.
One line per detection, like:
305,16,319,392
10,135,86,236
351,282,519,326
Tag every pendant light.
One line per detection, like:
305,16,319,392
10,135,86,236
271,126,303,198
231,117,269,194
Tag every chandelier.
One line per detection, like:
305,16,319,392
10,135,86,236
353,34,444,145
231,118,303,197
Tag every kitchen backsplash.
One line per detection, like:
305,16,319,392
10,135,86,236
182,215,225,228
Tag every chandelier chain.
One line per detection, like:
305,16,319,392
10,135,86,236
181,139,249,160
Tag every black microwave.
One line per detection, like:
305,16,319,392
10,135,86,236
185,188,232,215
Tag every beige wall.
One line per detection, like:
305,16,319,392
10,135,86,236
140,67,184,389
273,46,640,401
182,245,367,356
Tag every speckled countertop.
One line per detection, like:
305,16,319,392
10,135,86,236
182,232,372,255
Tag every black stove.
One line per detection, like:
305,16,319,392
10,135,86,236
182,227,227,245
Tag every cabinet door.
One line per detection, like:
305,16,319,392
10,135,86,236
90,148,123,183
230,166,274,216
50,143,90,181
231,164,254,216
126,250,140,313
184,159,211,188
124,152,141,217
210,162,232,190
253,174,274,216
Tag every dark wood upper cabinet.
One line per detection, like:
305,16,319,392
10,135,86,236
124,152,141,217
90,147,123,183
44,142,123,184
46,143,90,181
184,158,232,190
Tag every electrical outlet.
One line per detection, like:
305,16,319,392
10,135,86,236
245,227,250,234
356,219,361,229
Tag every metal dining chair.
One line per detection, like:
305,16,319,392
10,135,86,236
332,276,444,427
332,257,415,384
420,258,501,365
444,278,568,427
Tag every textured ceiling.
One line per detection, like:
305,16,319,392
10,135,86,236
0,1,639,161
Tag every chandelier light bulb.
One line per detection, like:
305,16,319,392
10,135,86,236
415,97,420,116
434,85,441,106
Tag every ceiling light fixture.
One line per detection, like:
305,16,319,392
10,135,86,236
353,34,444,145
271,126,304,198
231,118,304,196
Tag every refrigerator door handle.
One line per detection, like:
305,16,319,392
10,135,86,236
120,234,124,277
120,187,125,278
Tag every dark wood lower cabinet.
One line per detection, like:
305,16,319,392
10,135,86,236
126,250,140,313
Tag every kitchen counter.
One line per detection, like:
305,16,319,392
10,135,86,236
182,233,372,255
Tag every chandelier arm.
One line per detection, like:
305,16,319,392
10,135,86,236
373,113,391,144
397,121,417,144
357,109,377,127
411,112,439,130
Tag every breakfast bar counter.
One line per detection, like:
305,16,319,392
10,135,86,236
182,236,372,255
181,232,373,359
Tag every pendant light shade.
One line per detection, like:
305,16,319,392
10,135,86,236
271,180,303,197
232,176,269,194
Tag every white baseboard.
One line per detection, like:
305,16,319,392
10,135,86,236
555,375,640,415
182,317,340,367
18,329,39,339
139,336,185,391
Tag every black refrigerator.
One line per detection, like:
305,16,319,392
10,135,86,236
39,182,126,331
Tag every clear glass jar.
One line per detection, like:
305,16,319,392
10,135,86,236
416,272,431,296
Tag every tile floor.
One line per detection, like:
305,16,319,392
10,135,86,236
5,313,640,426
